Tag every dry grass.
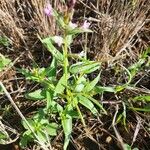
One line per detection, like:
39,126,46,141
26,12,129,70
79,0,150,63
0,0,63,49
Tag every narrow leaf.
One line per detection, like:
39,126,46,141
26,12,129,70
41,38,63,62
25,89,46,101
85,95,107,114
46,58,57,77
46,90,53,110
0,54,11,71
84,73,100,92
129,107,150,112
69,61,100,74
54,74,67,96
45,123,58,136
77,95,98,115
133,95,150,102
75,76,86,92
94,86,116,94
62,114,72,150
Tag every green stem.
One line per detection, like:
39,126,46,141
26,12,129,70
75,103,86,127
63,35,68,86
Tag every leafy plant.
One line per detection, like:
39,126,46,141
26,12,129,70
0,54,11,93
20,1,110,149
20,109,58,148
0,54,11,72
115,47,150,92
0,36,10,47
123,144,139,150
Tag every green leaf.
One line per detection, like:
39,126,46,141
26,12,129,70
46,58,57,77
66,35,73,47
116,113,123,124
39,118,49,125
75,76,86,92
69,61,100,74
132,148,139,150
77,95,98,115
62,114,72,150
41,37,63,62
0,36,10,47
0,85,3,93
133,95,150,102
54,74,67,96
20,131,33,148
84,73,100,92
123,144,131,150
25,89,46,101
66,110,79,118
0,54,11,71
53,10,66,28
33,109,46,123
115,85,126,92
0,131,8,140
45,123,58,136
129,106,150,112
18,68,39,81
129,58,145,77
94,86,116,94
37,131,47,143
85,95,107,114
46,90,53,110
50,101,63,113
22,119,35,130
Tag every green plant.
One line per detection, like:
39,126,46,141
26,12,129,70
0,54,11,94
115,47,150,92
20,109,58,148
20,1,112,149
0,36,10,47
123,144,139,150
0,54,11,72
0,52,13,143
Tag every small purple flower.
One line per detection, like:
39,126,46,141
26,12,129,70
69,21,77,29
44,4,53,16
53,36,63,47
82,20,90,29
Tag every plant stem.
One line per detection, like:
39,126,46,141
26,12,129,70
63,34,69,86
75,103,86,127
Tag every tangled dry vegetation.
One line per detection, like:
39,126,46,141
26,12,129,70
0,0,150,150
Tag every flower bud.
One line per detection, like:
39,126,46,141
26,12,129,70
53,36,63,47
44,3,53,16
82,20,90,29
69,21,77,29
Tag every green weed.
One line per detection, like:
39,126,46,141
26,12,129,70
20,2,109,149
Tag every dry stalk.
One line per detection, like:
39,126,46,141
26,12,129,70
80,0,150,63
112,104,125,149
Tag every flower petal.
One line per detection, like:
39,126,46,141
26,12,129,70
53,36,63,47
44,3,53,16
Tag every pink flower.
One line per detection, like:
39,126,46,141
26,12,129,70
53,36,63,47
44,4,53,16
82,20,90,29
69,21,77,29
